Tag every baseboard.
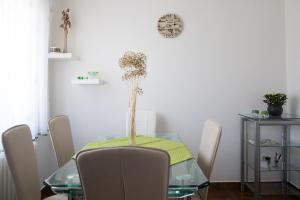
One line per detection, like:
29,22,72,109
209,181,300,192
208,182,242,191
210,181,240,183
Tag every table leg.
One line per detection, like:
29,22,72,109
254,122,261,200
241,118,245,192
68,192,72,200
67,191,84,200
282,125,289,197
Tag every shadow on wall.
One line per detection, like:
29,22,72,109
156,113,169,135
289,96,299,114
156,113,182,136
288,96,300,189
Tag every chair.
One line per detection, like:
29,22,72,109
197,120,222,200
126,110,156,137
76,146,170,200
48,115,75,167
2,125,67,200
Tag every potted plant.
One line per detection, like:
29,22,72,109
263,93,287,116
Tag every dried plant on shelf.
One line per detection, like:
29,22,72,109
119,51,147,145
60,8,71,53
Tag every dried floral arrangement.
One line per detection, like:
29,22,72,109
119,52,147,80
119,51,147,144
60,9,71,53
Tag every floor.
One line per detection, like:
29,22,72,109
201,183,300,200
42,183,300,200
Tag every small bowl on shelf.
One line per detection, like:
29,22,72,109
88,71,99,79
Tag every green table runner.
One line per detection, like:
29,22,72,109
73,135,193,165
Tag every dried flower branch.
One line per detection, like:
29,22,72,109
60,8,71,33
119,51,147,81
119,51,147,145
60,9,71,53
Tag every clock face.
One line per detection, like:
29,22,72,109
157,14,183,38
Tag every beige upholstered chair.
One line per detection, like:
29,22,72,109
48,115,75,167
2,125,67,200
197,120,222,200
76,146,170,200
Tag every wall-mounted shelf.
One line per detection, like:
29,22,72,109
71,79,100,85
48,52,72,60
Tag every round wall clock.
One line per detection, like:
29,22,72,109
157,13,183,38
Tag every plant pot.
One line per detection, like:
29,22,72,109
267,104,283,116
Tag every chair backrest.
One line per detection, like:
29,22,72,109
76,147,170,200
2,125,40,200
48,115,75,167
126,110,156,137
197,119,222,179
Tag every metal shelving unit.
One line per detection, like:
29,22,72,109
239,113,300,199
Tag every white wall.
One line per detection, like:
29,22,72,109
286,0,300,115
285,0,300,188
49,0,287,181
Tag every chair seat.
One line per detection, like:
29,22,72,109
44,194,68,200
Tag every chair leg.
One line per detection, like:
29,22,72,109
197,187,208,200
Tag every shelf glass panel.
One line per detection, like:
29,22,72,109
247,139,300,148
247,162,300,172
239,113,300,121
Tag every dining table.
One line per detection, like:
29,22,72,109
44,133,209,199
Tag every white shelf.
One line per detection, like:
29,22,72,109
48,52,72,60
71,79,100,85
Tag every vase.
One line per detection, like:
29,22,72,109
267,104,283,117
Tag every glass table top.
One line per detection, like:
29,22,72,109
44,134,209,198
239,113,300,121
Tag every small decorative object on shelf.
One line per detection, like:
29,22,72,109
248,138,280,146
88,71,99,79
262,156,271,170
49,47,61,53
72,71,101,85
119,51,147,145
260,110,269,118
263,93,287,117
273,152,281,168
77,76,88,80
251,109,269,118
251,109,259,118
60,8,71,53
